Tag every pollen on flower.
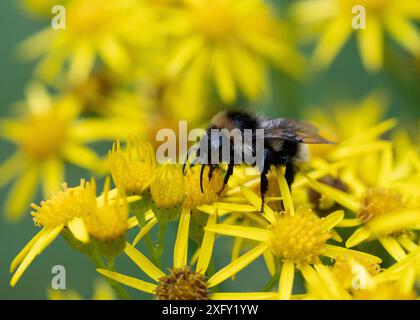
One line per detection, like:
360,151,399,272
269,208,331,267
19,110,69,161
32,179,97,228
150,164,185,209
331,255,381,289
358,188,406,224
85,179,128,242
184,166,226,210
155,267,209,300
110,138,156,195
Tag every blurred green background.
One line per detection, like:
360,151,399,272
0,0,419,299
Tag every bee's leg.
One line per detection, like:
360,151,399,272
183,145,200,174
208,164,216,181
200,164,207,193
285,162,296,188
260,172,269,213
259,149,270,212
218,162,234,195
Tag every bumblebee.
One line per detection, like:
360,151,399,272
185,110,332,211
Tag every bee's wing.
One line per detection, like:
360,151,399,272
262,118,333,144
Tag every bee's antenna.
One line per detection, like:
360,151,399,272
200,164,205,193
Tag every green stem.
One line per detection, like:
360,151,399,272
89,244,132,300
155,221,167,268
261,271,280,292
207,258,219,293
131,196,160,265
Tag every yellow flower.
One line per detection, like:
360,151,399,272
184,165,226,210
304,92,395,161
0,83,139,220
19,0,146,83
98,208,279,300
330,254,381,291
306,139,420,262
269,208,332,267
85,178,129,243
130,164,227,253
165,0,304,104
305,248,420,299
292,0,420,71
10,179,96,287
204,168,380,299
150,163,185,210
9,176,141,288
109,138,156,195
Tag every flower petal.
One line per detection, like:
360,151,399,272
357,15,383,72
173,208,190,269
276,169,295,216
11,226,62,287
211,292,279,300
68,217,89,243
196,213,217,274
307,177,360,213
278,261,294,300
10,228,46,273
321,210,344,231
207,243,268,288
379,237,407,262
324,244,382,264
5,164,39,221
132,217,158,246
345,227,372,248
240,185,276,224
0,152,23,189
41,157,64,197
204,224,270,242
263,249,276,277
97,269,156,294
124,243,165,282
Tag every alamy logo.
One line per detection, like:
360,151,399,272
352,5,366,30
155,121,265,170
352,264,367,290
51,265,66,290
51,5,66,30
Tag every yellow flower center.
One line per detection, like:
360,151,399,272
358,188,405,224
110,139,156,195
184,166,226,210
85,183,128,242
155,267,209,300
193,2,236,42
150,164,185,209
32,179,97,228
269,208,330,266
19,111,69,161
72,72,114,113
